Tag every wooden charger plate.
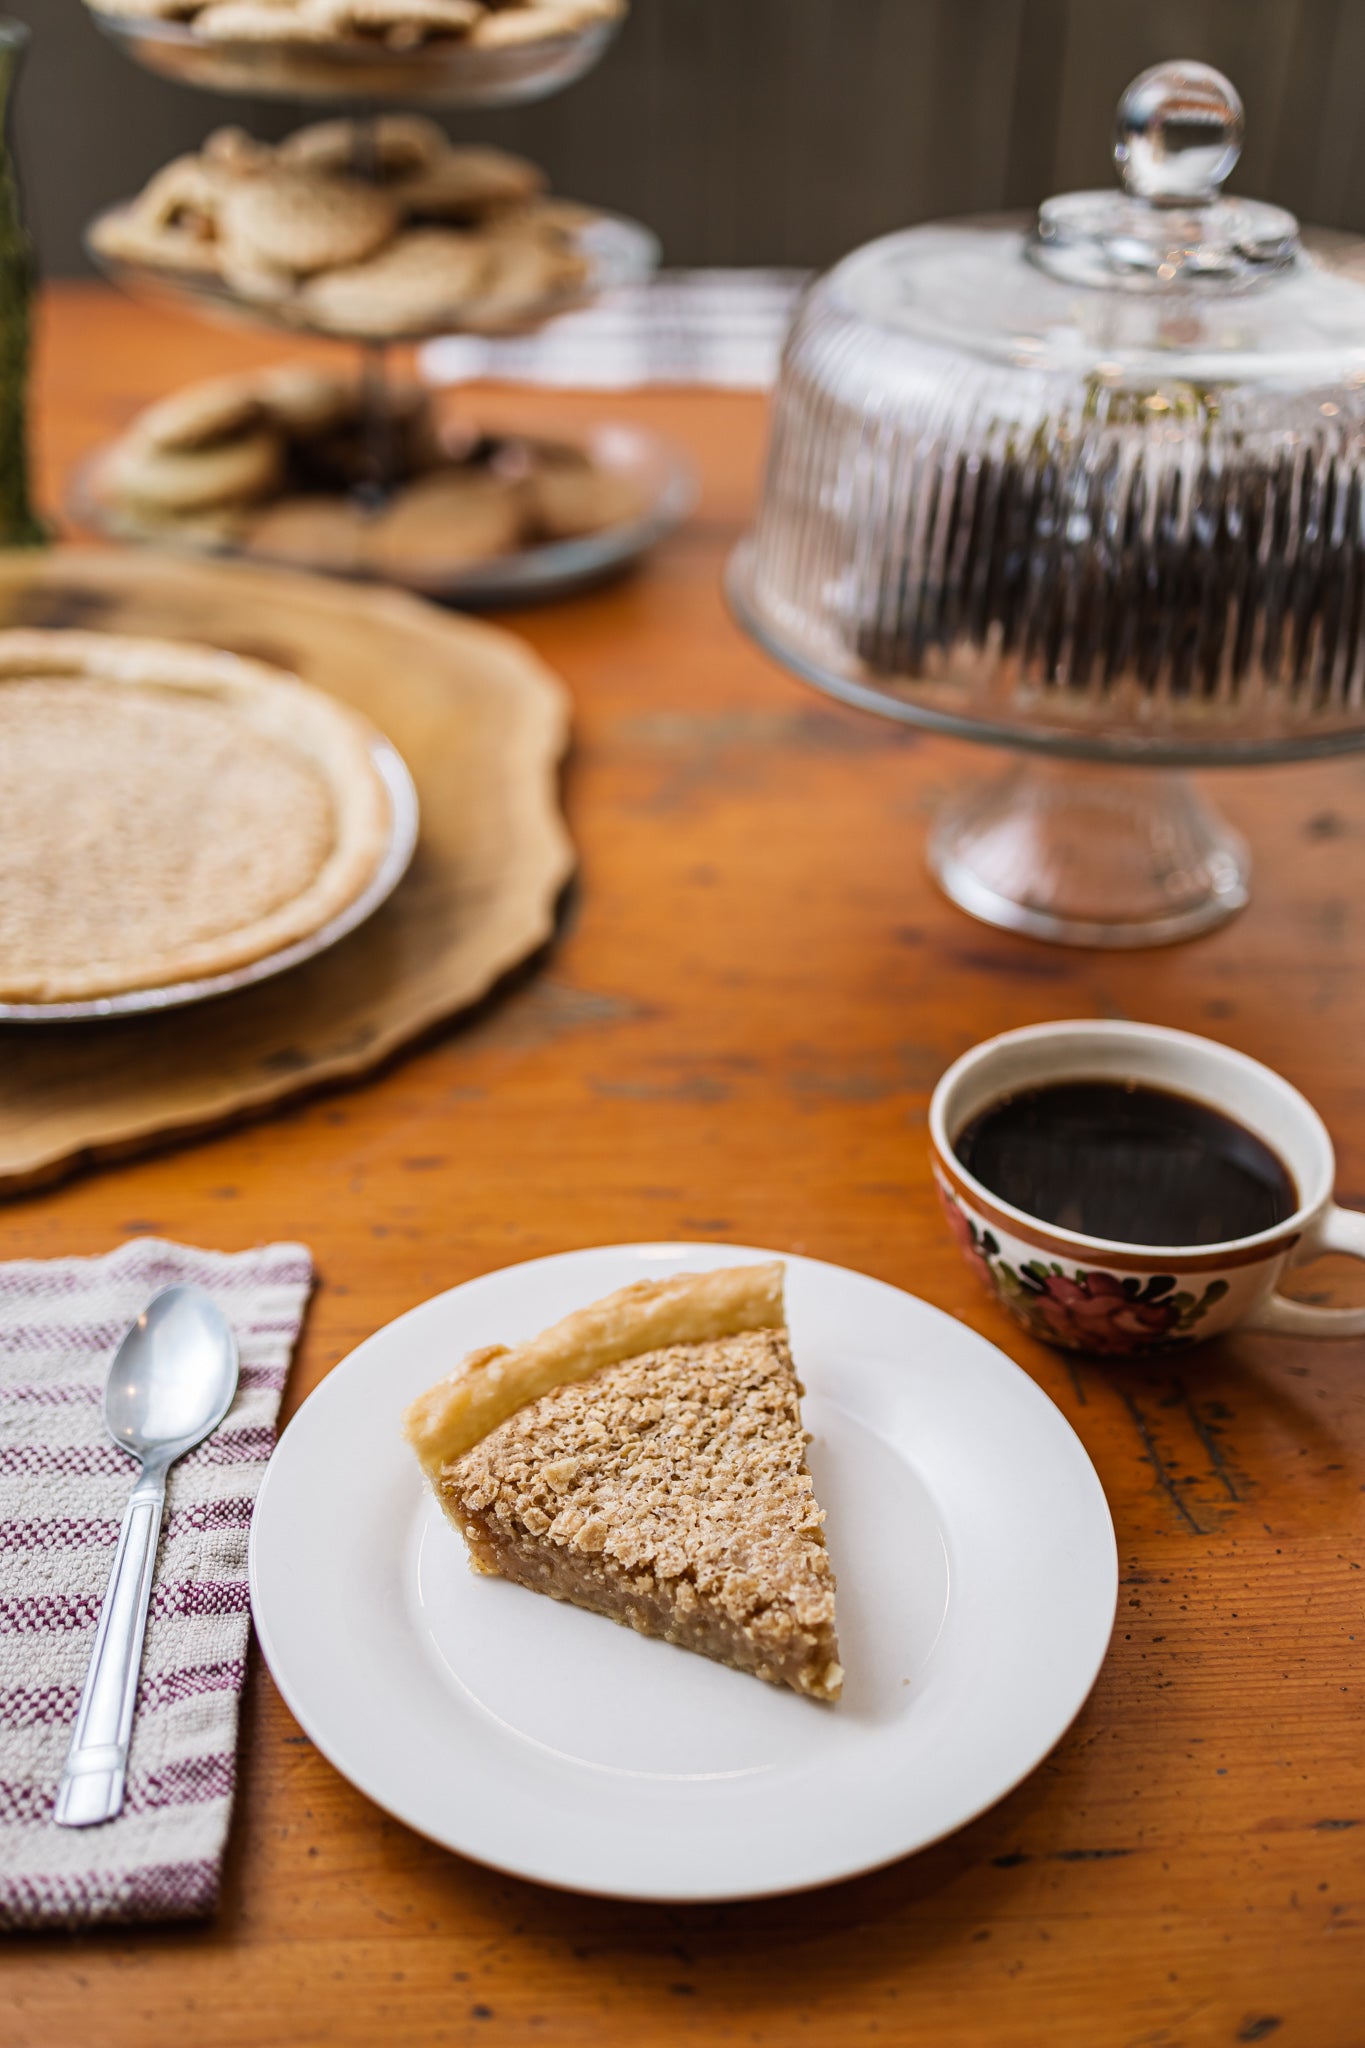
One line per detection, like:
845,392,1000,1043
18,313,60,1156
0,547,573,1194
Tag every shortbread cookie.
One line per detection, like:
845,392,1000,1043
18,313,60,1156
395,144,546,222
88,204,223,277
278,112,447,177
244,494,369,574
296,227,490,336
469,0,617,45
526,456,645,539
316,0,479,43
368,470,527,571
218,166,399,277
201,124,276,178
460,231,587,333
135,375,265,453
194,0,334,38
99,426,284,514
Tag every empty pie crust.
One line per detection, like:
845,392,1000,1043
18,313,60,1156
0,629,394,1002
404,1263,844,1701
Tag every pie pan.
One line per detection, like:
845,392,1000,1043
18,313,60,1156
0,736,418,1024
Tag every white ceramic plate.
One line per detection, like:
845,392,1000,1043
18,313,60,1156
249,1243,1117,1901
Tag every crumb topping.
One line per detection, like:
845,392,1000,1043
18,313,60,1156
442,1328,840,1663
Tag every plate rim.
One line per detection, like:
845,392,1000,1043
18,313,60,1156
248,1239,1119,1902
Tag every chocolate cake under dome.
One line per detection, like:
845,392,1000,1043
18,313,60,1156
729,61,1365,946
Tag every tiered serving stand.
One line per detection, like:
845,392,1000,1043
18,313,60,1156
81,6,693,604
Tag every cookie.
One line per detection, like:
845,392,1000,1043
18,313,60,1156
468,0,616,46
242,495,369,575
255,365,360,439
218,167,399,277
277,113,447,177
316,0,480,44
394,144,546,223
367,470,527,572
201,124,276,179
135,375,265,453
194,2,334,42
87,204,222,278
458,231,587,334
87,0,202,18
101,499,251,550
296,227,490,337
525,457,645,539
99,427,284,515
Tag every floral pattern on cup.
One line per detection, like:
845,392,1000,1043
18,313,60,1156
939,1185,1229,1357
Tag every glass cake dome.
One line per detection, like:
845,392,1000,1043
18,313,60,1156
729,61,1365,946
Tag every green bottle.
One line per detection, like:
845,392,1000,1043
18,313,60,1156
0,19,43,547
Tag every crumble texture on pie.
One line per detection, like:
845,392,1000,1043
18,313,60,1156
0,630,393,1001
404,1264,844,1701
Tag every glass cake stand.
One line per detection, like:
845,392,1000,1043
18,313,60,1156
729,536,1365,947
729,63,1365,947
89,6,622,105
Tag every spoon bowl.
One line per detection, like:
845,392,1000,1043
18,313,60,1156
104,1283,240,1461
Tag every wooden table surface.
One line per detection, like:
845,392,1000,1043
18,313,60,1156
9,284,1365,2048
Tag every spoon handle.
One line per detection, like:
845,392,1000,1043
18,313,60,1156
54,1460,167,1828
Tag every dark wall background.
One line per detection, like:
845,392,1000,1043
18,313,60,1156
14,0,1365,276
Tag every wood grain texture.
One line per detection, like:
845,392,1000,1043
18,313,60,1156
6,284,1365,2048
0,547,573,1191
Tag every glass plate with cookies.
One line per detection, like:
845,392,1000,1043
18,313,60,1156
87,119,658,345
77,364,697,604
86,0,625,106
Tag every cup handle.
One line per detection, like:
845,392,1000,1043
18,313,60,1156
1244,1204,1365,1337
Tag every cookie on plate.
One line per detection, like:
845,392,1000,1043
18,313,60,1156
368,469,527,571
395,144,546,221
277,112,448,177
218,166,399,278
134,374,266,453
296,227,490,336
99,427,284,515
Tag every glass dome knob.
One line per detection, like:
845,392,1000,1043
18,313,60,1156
1114,61,1244,207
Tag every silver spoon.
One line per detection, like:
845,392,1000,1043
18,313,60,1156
54,1286,239,1829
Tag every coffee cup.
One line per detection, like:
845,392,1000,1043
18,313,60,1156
929,1020,1365,1356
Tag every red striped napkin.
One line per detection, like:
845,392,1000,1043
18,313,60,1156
0,1237,312,1929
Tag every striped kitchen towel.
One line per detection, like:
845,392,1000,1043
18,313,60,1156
421,267,811,390
0,1236,312,1929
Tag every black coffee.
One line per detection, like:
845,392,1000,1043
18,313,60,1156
953,1081,1297,1248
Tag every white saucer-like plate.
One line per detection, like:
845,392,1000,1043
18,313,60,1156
249,1242,1117,1900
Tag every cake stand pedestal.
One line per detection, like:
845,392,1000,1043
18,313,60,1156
927,760,1250,948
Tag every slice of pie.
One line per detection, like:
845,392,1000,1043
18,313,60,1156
404,1263,843,1701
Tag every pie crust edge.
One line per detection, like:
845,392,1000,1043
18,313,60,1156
403,1261,787,1477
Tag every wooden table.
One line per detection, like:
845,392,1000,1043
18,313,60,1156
9,284,1365,2048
